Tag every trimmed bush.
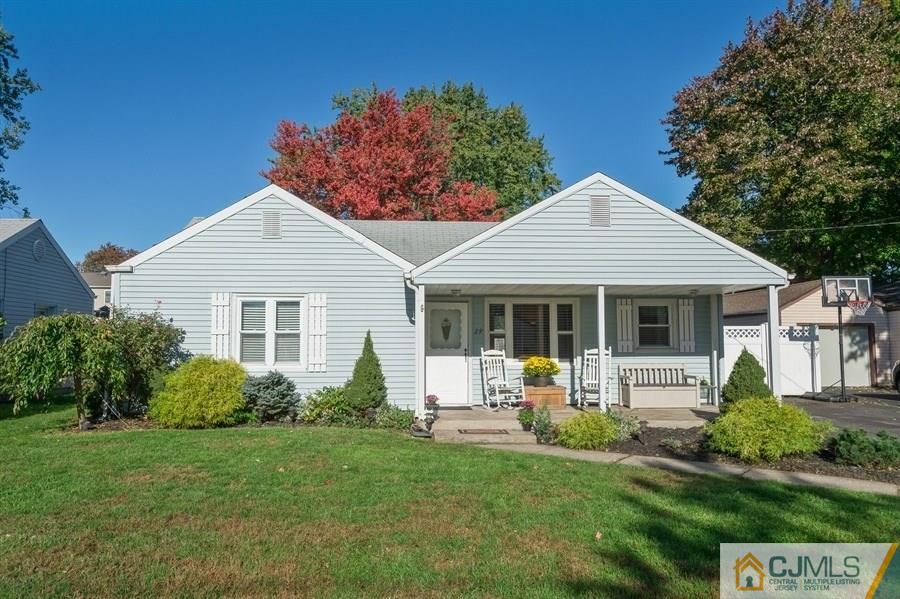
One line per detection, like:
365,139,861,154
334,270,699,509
300,386,361,426
373,403,415,430
721,349,770,411
148,357,248,428
344,331,387,412
555,412,618,450
830,429,900,468
242,371,301,422
705,396,831,462
608,410,640,441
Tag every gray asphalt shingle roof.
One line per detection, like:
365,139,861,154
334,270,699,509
0,219,37,244
723,280,823,316
343,220,498,265
173,214,498,266
81,271,112,288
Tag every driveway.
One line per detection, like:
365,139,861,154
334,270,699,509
784,392,900,435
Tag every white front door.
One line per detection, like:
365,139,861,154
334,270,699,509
425,302,469,406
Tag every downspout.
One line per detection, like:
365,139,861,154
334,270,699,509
1,247,7,338
404,273,426,421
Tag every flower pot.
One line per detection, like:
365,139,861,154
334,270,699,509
521,422,533,432
531,376,552,387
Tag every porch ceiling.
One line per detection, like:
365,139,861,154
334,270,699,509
423,283,767,297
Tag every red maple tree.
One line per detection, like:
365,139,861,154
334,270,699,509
263,91,500,221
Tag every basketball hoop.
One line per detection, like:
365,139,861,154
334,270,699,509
847,300,871,317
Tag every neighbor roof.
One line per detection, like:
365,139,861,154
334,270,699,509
81,271,112,288
874,283,900,311
343,220,497,266
0,219,38,245
724,280,822,316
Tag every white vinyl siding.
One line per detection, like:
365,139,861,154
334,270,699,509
117,194,416,408
416,179,784,286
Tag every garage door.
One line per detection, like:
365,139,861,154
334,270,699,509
818,325,872,388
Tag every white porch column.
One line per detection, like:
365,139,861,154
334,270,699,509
766,285,782,399
597,285,606,410
414,284,426,418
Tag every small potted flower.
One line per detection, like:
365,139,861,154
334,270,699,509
425,394,440,419
517,399,536,431
522,356,561,387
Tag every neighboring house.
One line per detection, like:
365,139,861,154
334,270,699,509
0,219,94,338
874,283,900,388
109,173,788,416
81,271,112,312
724,280,891,387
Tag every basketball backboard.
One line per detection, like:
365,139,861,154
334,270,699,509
821,276,872,307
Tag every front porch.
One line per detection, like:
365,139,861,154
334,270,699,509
411,283,785,418
430,404,720,444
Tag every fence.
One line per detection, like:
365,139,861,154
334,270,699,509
723,325,821,396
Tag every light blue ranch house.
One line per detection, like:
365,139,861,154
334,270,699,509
110,173,788,417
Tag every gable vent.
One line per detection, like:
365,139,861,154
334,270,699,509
261,211,282,239
589,195,611,227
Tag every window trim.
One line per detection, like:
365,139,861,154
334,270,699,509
232,294,308,371
632,298,677,351
485,297,580,361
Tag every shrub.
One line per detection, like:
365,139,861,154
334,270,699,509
522,356,560,378
705,396,831,462
0,311,187,421
555,412,619,450
242,371,301,422
517,407,535,428
721,349,770,411
344,331,387,412
830,429,900,468
107,309,188,415
0,314,126,421
608,410,640,441
300,386,361,426
532,406,555,444
373,403,415,430
148,357,248,428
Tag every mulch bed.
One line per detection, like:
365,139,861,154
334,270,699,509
606,426,900,485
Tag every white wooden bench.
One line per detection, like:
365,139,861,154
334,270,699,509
618,364,700,408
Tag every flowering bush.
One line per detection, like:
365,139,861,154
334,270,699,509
425,394,439,406
522,356,560,377
517,399,536,428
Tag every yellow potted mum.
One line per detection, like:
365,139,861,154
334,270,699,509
522,356,561,387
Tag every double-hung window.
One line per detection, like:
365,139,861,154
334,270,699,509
633,299,675,349
487,299,577,361
237,297,305,368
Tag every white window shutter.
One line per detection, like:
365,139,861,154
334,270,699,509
679,298,695,352
616,298,634,352
308,293,327,372
211,292,231,358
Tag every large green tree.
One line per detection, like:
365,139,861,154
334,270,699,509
333,82,560,215
664,0,900,281
0,20,39,209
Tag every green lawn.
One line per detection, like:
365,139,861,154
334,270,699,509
1,398,898,598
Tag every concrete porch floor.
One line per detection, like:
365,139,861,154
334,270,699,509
431,404,718,444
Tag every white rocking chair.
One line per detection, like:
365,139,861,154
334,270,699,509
579,347,612,409
480,349,527,410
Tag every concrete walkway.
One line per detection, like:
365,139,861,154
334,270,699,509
477,443,899,497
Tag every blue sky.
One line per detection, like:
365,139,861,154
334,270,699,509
2,0,783,261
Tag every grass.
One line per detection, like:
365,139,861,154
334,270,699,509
1,397,898,598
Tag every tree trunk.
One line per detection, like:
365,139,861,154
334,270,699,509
73,373,84,423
